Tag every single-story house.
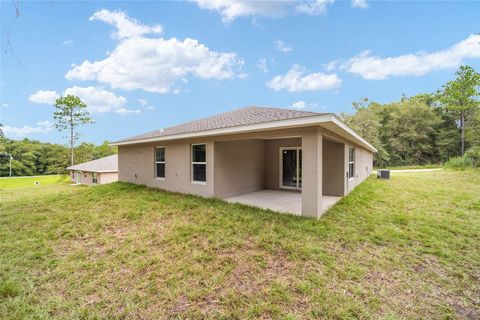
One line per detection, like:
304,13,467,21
111,106,376,218
67,154,118,185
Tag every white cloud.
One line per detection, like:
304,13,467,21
62,40,74,46
114,108,141,115
274,39,292,53
90,9,162,40
193,0,288,23
3,121,53,137
29,86,139,114
63,86,132,114
237,72,248,79
2,103,9,108
343,34,480,80
267,64,342,92
290,100,321,110
324,59,339,71
193,0,336,22
138,99,148,107
351,0,368,9
256,58,268,73
138,98,155,110
28,90,60,105
291,100,306,109
66,10,242,93
296,0,336,15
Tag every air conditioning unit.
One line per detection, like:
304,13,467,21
377,169,390,179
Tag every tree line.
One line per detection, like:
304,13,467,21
0,90,100,177
342,65,480,167
1,65,478,175
0,139,117,177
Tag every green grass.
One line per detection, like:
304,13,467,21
1,171,479,319
0,175,68,189
374,164,444,170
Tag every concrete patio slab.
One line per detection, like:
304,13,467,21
225,190,341,216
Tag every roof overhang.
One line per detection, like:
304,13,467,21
110,114,377,153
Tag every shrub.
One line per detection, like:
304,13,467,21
464,147,480,167
445,156,473,169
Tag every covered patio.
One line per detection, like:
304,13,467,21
214,128,348,218
225,190,341,216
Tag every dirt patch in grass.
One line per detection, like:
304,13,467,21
220,241,294,293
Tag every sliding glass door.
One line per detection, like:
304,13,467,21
280,148,302,190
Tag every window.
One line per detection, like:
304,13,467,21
155,147,165,179
348,147,355,179
92,172,98,184
192,144,206,183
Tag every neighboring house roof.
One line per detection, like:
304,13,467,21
111,106,377,152
67,154,118,173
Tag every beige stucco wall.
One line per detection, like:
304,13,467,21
118,140,215,197
70,170,94,185
98,172,118,184
117,125,374,218
345,144,374,194
214,139,265,198
118,128,312,198
69,170,118,185
264,137,301,190
322,139,345,196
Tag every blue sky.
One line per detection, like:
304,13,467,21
1,0,479,144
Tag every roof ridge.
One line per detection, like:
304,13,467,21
163,105,322,128
245,105,321,114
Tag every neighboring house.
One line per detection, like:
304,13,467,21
111,106,376,218
67,154,118,185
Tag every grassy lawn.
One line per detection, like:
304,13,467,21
0,175,68,189
374,164,444,170
1,171,479,319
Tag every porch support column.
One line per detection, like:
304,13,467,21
301,128,323,218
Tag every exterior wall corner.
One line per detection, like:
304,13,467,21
301,128,323,218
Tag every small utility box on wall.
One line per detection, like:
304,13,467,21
377,169,390,179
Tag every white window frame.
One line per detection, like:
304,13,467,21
348,146,355,180
92,172,98,184
191,143,207,185
155,146,166,180
279,147,302,190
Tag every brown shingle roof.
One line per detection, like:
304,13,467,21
116,106,325,143
67,154,118,172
